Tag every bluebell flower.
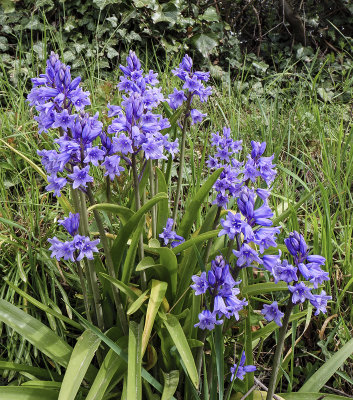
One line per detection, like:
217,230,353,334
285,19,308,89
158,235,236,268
159,219,185,247
190,109,207,125
233,243,263,267
168,89,187,109
310,290,332,315
191,272,209,295
230,352,256,381
261,301,284,327
68,166,94,189
102,155,125,181
45,174,67,197
194,310,223,330
218,212,254,241
262,251,281,275
288,282,314,304
73,236,100,261
58,212,80,236
83,147,106,166
273,259,298,283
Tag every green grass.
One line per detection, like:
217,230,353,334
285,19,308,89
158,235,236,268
0,47,353,394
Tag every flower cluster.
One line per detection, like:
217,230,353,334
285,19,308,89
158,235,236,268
48,213,99,262
159,218,185,248
28,52,109,197
170,54,212,124
260,231,331,325
208,134,277,208
191,255,248,330
106,51,178,164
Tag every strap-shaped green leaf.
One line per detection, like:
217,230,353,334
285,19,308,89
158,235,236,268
142,280,168,356
161,370,179,400
279,393,350,400
155,167,169,235
58,330,100,400
86,337,128,400
177,168,223,239
0,387,59,399
0,299,72,367
162,313,199,389
0,361,61,381
127,321,143,400
111,192,168,273
87,203,134,225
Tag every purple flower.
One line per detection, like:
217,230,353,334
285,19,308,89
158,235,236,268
190,109,207,125
112,133,133,155
310,290,332,315
219,212,253,241
253,227,280,253
159,218,185,247
58,212,80,236
45,174,67,197
233,243,263,267
48,237,63,260
273,259,298,283
168,88,187,109
262,251,281,275
288,282,314,304
194,310,223,330
261,301,284,327
83,147,106,166
73,236,100,261
52,109,76,131
102,155,125,181
191,272,209,295
68,166,94,189
284,231,308,263
230,352,256,381
251,141,266,160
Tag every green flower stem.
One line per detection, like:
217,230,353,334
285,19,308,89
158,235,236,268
226,238,235,261
172,94,192,226
266,298,295,400
71,188,95,325
86,184,128,336
131,153,147,291
204,206,222,265
79,190,105,331
149,159,156,239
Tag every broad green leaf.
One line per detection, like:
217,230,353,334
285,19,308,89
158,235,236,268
58,330,100,400
69,306,174,397
111,192,168,274
178,168,223,239
86,337,128,400
191,33,219,58
87,203,134,225
21,381,61,389
243,282,288,296
299,337,353,393
172,229,220,254
5,279,82,330
231,392,285,400
199,7,219,22
0,299,72,367
0,387,59,399
154,247,177,300
121,218,144,284
127,289,149,316
162,313,199,389
127,321,143,400
161,370,179,400
0,361,61,381
279,393,349,400
155,167,169,234
142,280,168,356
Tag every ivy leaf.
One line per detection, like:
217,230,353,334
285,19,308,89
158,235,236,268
199,7,219,22
106,46,119,59
191,32,218,58
92,0,121,10
0,0,15,13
